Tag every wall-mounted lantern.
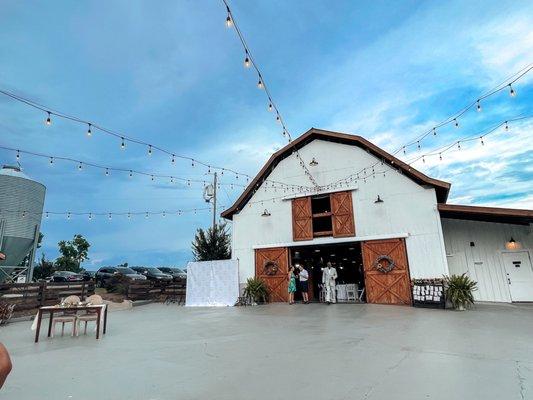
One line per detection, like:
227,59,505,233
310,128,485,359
309,157,318,166
374,195,384,203
505,237,522,250
261,209,271,217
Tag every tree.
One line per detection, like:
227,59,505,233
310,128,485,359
55,234,90,272
192,223,231,261
32,254,55,281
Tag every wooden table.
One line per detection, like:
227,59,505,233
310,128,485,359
34,304,107,343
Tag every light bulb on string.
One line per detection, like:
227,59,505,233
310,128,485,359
457,142,461,150
454,118,459,128
268,103,273,112
170,176,174,184
191,159,195,167
105,168,109,177
505,121,509,131
22,211,26,218
171,154,175,164
480,136,485,146
121,137,126,150
509,84,516,97
422,156,425,163
88,213,92,220
78,162,83,171
148,145,152,156
45,112,51,126
151,175,154,181
108,213,112,220
67,212,71,220
276,114,281,123
476,100,482,112
16,150,20,161
439,153,442,161
87,123,92,137
49,157,54,165
244,50,251,68
45,212,49,219
129,170,133,178
257,78,263,89
128,212,131,219
402,147,406,155
417,141,421,150
433,128,437,136
162,211,166,218
225,6,233,27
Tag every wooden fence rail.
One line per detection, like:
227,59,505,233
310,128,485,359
126,280,186,302
0,282,95,315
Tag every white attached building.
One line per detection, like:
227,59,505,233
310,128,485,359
221,129,533,304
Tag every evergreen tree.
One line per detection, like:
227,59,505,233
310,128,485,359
191,223,231,261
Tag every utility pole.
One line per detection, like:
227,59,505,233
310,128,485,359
212,172,217,232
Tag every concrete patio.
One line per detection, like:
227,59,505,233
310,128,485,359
0,302,532,400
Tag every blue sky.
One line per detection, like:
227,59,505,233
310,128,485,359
0,0,532,270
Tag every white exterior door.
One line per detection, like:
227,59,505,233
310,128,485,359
502,251,533,302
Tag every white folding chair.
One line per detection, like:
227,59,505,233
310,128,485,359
346,284,357,302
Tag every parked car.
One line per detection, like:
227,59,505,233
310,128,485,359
50,271,84,282
95,266,147,288
82,270,96,281
130,266,173,282
158,267,187,282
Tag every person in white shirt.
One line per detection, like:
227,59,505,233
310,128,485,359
322,262,338,304
298,266,309,304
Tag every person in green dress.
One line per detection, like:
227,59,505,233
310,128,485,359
288,266,297,304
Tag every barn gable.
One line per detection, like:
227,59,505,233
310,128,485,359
221,128,450,220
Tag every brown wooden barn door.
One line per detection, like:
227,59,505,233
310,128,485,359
331,191,355,238
255,247,289,302
292,197,313,241
362,238,412,305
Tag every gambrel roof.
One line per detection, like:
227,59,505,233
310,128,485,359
221,128,451,220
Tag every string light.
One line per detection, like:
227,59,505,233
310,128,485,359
457,142,461,150
49,157,54,165
148,145,152,156
105,168,109,176
16,150,20,161
89,213,92,220
509,84,516,97
433,128,437,136
171,154,175,164
439,153,442,161
46,212,49,218
454,118,459,128
480,136,485,146
78,162,82,171
87,123,92,137
129,170,133,178
109,213,112,220
476,100,482,112
67,212,71,220
225,5,233,27
244,50,251,68
0,88,310,191
268,103,273,112
257,78,264,89
22,211,26,218
505,121,509,131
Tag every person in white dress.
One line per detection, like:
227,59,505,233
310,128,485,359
322,262,338,304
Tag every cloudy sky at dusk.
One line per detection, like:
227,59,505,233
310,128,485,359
0,0,532,269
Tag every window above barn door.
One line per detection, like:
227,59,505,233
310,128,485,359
291,190,355,241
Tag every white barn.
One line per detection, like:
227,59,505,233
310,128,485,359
221,129,533,304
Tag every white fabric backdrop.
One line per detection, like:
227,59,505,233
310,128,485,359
185,259,239,307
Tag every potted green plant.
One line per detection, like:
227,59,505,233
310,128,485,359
444,273,477,310
243,277,269,305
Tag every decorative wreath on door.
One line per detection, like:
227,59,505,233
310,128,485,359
373,255,396,273
263,261,279,276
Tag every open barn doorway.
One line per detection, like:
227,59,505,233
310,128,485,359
289,242,365,303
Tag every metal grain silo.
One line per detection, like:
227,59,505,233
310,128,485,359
0,165,46,282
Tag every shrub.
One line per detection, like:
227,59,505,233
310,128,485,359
243,277,269,304
444,273,478,310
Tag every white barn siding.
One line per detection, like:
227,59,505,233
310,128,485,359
232,139,449,285
441,218,533,302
